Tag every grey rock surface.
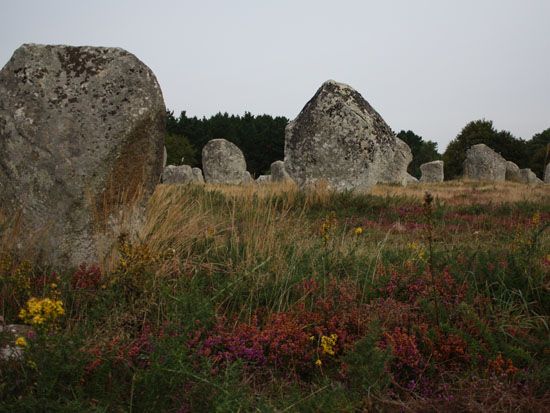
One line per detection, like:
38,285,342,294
519,168,543,185
256,175,271,184
162,146,167,169
162,165,193,183
505,161,522,182
420,160,444,183
0,44,165,268
463,144,506,181
270,160,292,182
192,167,204,183
242,171,254,184
284,80,411,190
377,138,413,186
544,163,550,184
202,139,247,184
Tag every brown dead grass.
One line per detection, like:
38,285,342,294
201,179,549,205
372,180,550,205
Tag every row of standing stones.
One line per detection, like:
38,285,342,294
0,44,549,268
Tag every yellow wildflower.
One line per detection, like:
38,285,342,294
315,359,322,366
320,333,338,356
19,297,65,327
354,226,363,235
15,336,27,347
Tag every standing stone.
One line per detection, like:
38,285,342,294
242,171,254,184
192,167,204,183
284,80,412,191
463,144,506,181
256,175,271,184
162,165,194,183
0,44,165,268
202,139,247,184
162,165,204,184
544,163,550,184
377,138,413,186
270,160,292,182
519,168,543,185
505,161,522,182
420,160,444,183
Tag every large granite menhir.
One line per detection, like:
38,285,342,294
463,144,506,182
0,44,165,268
284,80,411,191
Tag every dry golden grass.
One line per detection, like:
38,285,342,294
373,180,550,205
140,183,313,289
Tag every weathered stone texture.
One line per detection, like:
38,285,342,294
256,175,271,184
505,161,522,182
544,163,550,184
519,168,543,185
462,144,506,182
202,139,247,184
284,80,411,191
192,167,204,183
242,171,254,184
420,160,444,183
377,138,413,186
270,160,292,182
162,165,192,183
0,44,165,268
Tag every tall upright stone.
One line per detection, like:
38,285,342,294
202,139,247,184
544,163,550,184
284,80,412,191
420,160,444,183
0,44,165,268
463,144,506,182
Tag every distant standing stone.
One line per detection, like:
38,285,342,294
544,163,550,184
256,175,271,184
284,80,412,191
192,167,204,183
519,168,543,185
0,44,165,268
162,165,193,183
242,171,254,184
202,139,247,184
270,160,292,182
420,160,444,183
505,161,522,183
463,144,506,181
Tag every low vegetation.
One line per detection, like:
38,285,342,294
1,181,549,411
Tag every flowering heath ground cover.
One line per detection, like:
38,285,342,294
0,182,548,411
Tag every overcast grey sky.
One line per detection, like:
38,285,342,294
1,0,549,150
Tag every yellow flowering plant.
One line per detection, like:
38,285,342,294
15,336,27,347
19,297,65,328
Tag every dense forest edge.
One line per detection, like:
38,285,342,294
165,110,550,179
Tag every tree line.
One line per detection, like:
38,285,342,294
165,111,550,179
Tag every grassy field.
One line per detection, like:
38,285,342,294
1,181,549,412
